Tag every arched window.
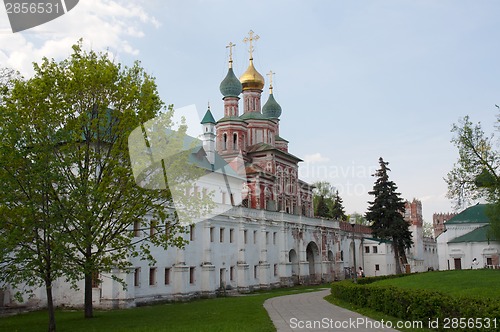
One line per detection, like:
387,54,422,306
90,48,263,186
233,133,238,150
223,133,227,150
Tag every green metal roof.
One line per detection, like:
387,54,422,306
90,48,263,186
201,109,216,124
275,135,288,143
219,67,242,98
445,204,489,225
262,93,282,119
448,225,497,243
217,116,246,123
239,111,267,120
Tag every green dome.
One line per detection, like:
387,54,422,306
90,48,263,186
219,67,242,98
262,93,282,118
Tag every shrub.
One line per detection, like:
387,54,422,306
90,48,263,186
331,280,500,331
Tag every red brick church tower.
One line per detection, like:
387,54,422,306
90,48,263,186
209,31,314,216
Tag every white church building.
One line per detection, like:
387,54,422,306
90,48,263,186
437,203,500,271
1,32,438,310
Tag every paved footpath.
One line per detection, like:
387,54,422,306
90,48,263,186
264,289,398,332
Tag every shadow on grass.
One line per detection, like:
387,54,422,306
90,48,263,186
0,284,329,332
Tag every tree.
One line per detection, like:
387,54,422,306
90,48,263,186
348,212,370,225
0,41,200,324
366,157,413,274
0,70,68,331
446,114,500,239
331,190,347,221
315,195,330,218
423,221,434,238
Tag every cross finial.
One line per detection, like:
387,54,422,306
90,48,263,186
226,42,236,68
267,70,275,93
243,30,260,60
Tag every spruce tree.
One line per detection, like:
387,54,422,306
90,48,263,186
331,190,347,221
366,157,413,274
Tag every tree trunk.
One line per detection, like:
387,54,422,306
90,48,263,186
84,246,93,318
393,242,403,274
84,271,93,318
45,281,56,332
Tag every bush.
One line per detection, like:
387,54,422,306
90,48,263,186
331,279,500,331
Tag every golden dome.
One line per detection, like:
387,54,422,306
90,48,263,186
239,58,265,91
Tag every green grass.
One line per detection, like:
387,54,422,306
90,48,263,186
324,295,432,332
369,269,500,299
0,285,327,332
327,269,500,331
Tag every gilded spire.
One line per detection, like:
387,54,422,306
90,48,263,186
243,30,259,60
266,70,275,94
226,42,236,68
240,30,265,91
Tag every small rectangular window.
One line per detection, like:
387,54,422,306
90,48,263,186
150,220,157,237
253,230,257,244
229,228,234,243
254,265,258,279
220,228,225,243
244,230,248,244
91,271,100,288
149,267,156,286
273,232,277,245
133,220,140,237
375,264,380,271
190,224,195,241
190,267,195,284
365,246,370,254
372,246,378,254
210,227,215,242
266,231,269,244
164,268,171,285
230,266,235,281
134,268,140,287
274,264,278,277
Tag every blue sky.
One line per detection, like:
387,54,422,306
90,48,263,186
2,0,500,224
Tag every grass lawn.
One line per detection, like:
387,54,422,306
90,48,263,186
326,269,500,331
0,285,327,332
369,269,500,299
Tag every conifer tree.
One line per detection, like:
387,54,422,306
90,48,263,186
366,157,412,274
331,190,347,221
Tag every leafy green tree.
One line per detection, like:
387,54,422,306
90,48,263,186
366,158,412,274
446,114,500,240
315,194,330,218
348,212,370,225
0,70,67,332
0,41,202,324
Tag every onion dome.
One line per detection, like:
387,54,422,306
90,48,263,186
262,87,282,119
239,59,265,91
219,66,242,98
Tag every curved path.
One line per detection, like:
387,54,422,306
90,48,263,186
264,289,399,332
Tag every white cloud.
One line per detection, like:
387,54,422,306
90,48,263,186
0,0,159,76
303,153,330,163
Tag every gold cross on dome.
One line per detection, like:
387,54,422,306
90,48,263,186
226,42,235,63
243,30,259,59
267,70,275,87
